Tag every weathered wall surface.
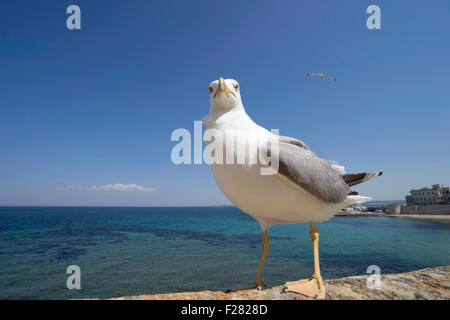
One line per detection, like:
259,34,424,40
104,266,450,300
401,204,450,214
386,203,402,214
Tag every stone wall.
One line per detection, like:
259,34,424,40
401,204,450,215
104,266,450,300
386,203,402,214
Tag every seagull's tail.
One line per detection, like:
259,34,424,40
344,195,372,206
342,172,383,187
340,171,382,206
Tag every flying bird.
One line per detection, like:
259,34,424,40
202,77,382,299
307,73,336,81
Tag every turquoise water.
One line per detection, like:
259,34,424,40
0,206,449,299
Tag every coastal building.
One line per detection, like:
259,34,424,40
386,203,401,215
351,184,450,216
405,184,450,206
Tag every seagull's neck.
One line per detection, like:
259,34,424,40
202,106,257,130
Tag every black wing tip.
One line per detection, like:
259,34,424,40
379,172,383,176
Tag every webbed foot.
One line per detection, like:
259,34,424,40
284,277,325,299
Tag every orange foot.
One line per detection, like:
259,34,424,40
284,277,325,299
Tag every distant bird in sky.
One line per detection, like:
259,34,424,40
307,73,336,81
202,77,382,299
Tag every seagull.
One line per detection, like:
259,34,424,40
202,77,382,299
307,73,336,81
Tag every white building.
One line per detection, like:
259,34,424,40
405,184,450,206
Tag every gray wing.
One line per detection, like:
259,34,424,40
268,142,350,203
279,135,344,173
278,135,314,153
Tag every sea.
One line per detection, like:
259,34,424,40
0,205,449,299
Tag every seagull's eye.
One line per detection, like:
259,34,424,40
208,87,214,94
234,84,239,91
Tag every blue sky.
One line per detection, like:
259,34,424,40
1,0,449,206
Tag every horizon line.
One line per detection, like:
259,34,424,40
0,200,404,208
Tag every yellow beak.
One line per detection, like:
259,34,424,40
215,77,235,98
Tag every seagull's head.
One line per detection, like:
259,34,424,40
208,77,243,112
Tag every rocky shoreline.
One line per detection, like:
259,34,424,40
105,266,449,300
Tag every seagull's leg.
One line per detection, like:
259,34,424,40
230,230,269,292
254,230,270,287
284,222,325,299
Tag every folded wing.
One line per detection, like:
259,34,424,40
269,141,350,204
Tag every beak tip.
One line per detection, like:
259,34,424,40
218,77,225,91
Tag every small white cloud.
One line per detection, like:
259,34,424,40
89,184,156,192
57,185,82,190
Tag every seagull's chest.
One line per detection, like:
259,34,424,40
210,162,273,207
205,128,273,203
205,129,298,218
